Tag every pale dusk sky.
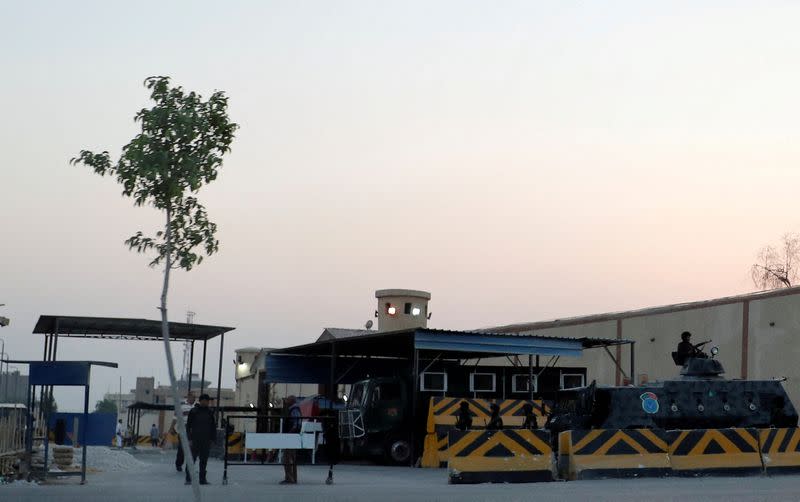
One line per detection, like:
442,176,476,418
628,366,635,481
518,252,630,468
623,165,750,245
2,1,800,409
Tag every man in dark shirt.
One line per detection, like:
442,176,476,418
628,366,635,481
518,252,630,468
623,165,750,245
185,394,216,485
676,331,708,364
676,331,695,361
281,396,301,484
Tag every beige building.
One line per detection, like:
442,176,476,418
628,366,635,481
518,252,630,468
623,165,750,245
108,377,235,436
488,287,800,406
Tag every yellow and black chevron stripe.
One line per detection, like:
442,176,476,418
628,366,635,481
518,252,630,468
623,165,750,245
447,429,554,484
227,432,244,455
759,428,800,474
562,429,670,480
667,428,762,476
427,397,550,433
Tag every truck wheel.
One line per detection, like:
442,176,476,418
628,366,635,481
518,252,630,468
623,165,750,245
386,438,411,465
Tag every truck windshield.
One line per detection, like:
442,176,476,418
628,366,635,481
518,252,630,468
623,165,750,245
349,382,367,407
372,382,402,404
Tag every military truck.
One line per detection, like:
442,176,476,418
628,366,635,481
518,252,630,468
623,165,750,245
339,363,585,464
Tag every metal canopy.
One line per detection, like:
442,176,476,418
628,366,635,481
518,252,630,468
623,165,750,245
269,327,629,360
10,360,117,484
33,315,234,341
414,331,583,357
31,315,236,427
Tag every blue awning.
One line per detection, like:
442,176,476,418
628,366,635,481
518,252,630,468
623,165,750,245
265,354,409,384
413,331,583,357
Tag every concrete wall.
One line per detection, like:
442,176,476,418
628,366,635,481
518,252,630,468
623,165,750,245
503,291,800,408
749,295,800,406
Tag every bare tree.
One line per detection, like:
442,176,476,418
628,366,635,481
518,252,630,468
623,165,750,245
751,233,800,290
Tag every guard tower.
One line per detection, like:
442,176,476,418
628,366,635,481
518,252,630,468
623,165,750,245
375,289,431,332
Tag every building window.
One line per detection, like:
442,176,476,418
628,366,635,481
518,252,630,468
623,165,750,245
560,373,585,390
385,303,397,316
469,373,496,393
512,374,537,393
421,372,447,392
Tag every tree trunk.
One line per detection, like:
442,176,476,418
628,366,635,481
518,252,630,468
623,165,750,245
160,206,202,500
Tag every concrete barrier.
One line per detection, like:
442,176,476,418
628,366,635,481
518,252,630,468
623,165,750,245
447,429,555,484
560,429,670,480
759,428,800,475
422,397,550,468
667,428,763,476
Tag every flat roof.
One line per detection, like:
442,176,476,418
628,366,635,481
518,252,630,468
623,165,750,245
7,360,119,369
269,327,629,360
33,315,235,342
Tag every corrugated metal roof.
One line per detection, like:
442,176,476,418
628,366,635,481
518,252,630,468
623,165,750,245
270,327,630,359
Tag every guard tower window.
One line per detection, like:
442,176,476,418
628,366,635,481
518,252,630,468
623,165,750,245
560,373,585,390
385,303,397,316
512,374,537,393
421,372,447,392
404,303,412,314
469,373,496,393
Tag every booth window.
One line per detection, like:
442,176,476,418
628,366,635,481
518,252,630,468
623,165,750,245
512,374,537,393
560,373,585,390
469,373,496,393
421,372,447,392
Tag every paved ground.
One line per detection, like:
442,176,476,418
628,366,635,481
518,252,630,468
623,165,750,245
4,448,800,501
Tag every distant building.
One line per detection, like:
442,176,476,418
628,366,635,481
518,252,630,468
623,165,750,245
0,369,28,404
105,375,234,436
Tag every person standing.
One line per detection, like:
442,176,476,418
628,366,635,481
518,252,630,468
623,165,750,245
185,394,216,485
521,403,537,429
115,419,124,449
486,403,503,430
454,401,472,431
281,395,301,484
150,424,160,447
175,392,196,472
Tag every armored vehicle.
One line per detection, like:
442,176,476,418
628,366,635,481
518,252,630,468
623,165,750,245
546,345,798,435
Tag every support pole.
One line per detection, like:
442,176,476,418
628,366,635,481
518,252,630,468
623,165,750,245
630,341,635,385
329,342,337,401
188,341,195,393
81,384,89,484
528,354,534,401
411,348,419,467
216,332,225,423
200,339,208,395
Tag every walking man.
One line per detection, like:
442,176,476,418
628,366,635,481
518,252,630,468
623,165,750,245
185,394,216,485
175,392,196,472
115,419,124,449
150,423,159,447
281,395,301,484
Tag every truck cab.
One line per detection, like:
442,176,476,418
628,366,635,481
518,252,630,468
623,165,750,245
341,377,414,464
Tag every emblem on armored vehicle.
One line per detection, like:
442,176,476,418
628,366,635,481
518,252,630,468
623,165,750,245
640,392,659,414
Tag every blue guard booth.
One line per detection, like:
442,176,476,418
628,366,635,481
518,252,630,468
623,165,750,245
10,360,118,484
